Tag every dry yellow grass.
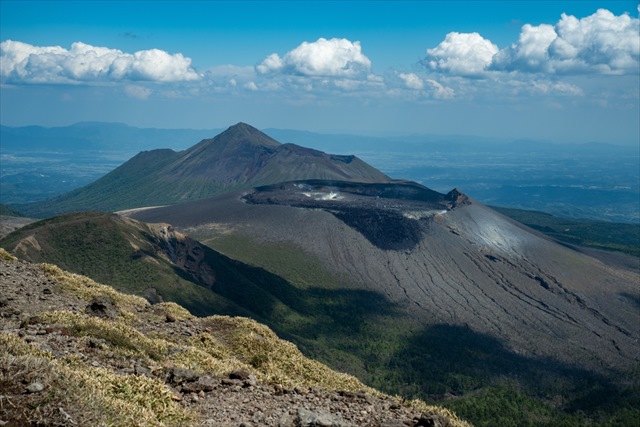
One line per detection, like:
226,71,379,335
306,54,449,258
0,333,193,426
36,310,172,360
207,315,378,392
1,255,471,426
155,301,194,321
0,247,17,261
40,263,149,309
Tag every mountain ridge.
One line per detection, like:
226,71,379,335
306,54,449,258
123,181,640,419
17,123,390,217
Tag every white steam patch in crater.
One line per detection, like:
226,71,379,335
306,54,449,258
302,191,344,201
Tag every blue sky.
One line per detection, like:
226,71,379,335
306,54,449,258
1,1,638,144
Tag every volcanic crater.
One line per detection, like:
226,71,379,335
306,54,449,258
242,180,456,251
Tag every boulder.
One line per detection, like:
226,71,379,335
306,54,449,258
85,296,120,319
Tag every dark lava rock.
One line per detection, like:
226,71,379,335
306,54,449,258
181,375,217,393
445,188,470,208
414,413,450,427
229,369,257,387
229,370,252,381
85,296,120,319
143,287,164,304
166,366,199,385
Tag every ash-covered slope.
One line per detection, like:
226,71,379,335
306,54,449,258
128,181,640,376
19,123,390,217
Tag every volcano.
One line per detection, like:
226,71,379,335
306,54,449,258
19,123,390,217
127,179,639,378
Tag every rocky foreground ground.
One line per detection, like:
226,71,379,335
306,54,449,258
0,251,469,427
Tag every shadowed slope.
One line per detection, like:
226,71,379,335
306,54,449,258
0,211,400,339
125,182,640,424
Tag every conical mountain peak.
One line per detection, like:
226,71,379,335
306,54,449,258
211,122,281,150
225,122,259,133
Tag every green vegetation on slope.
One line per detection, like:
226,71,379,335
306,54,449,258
443,378,640,427
493,206,640,257
0,212,247,317
0,204,24,216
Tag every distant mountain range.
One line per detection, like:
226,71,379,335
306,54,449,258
0,121,220,153
3,121,634,155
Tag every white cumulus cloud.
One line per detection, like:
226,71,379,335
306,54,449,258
0,40,200,84
244,81,258,91
398,72,424,90
256,53,285,74
425,8,639,76
493,9,639,74
256,37,372,78
425,32,499,76
492,24,558,72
